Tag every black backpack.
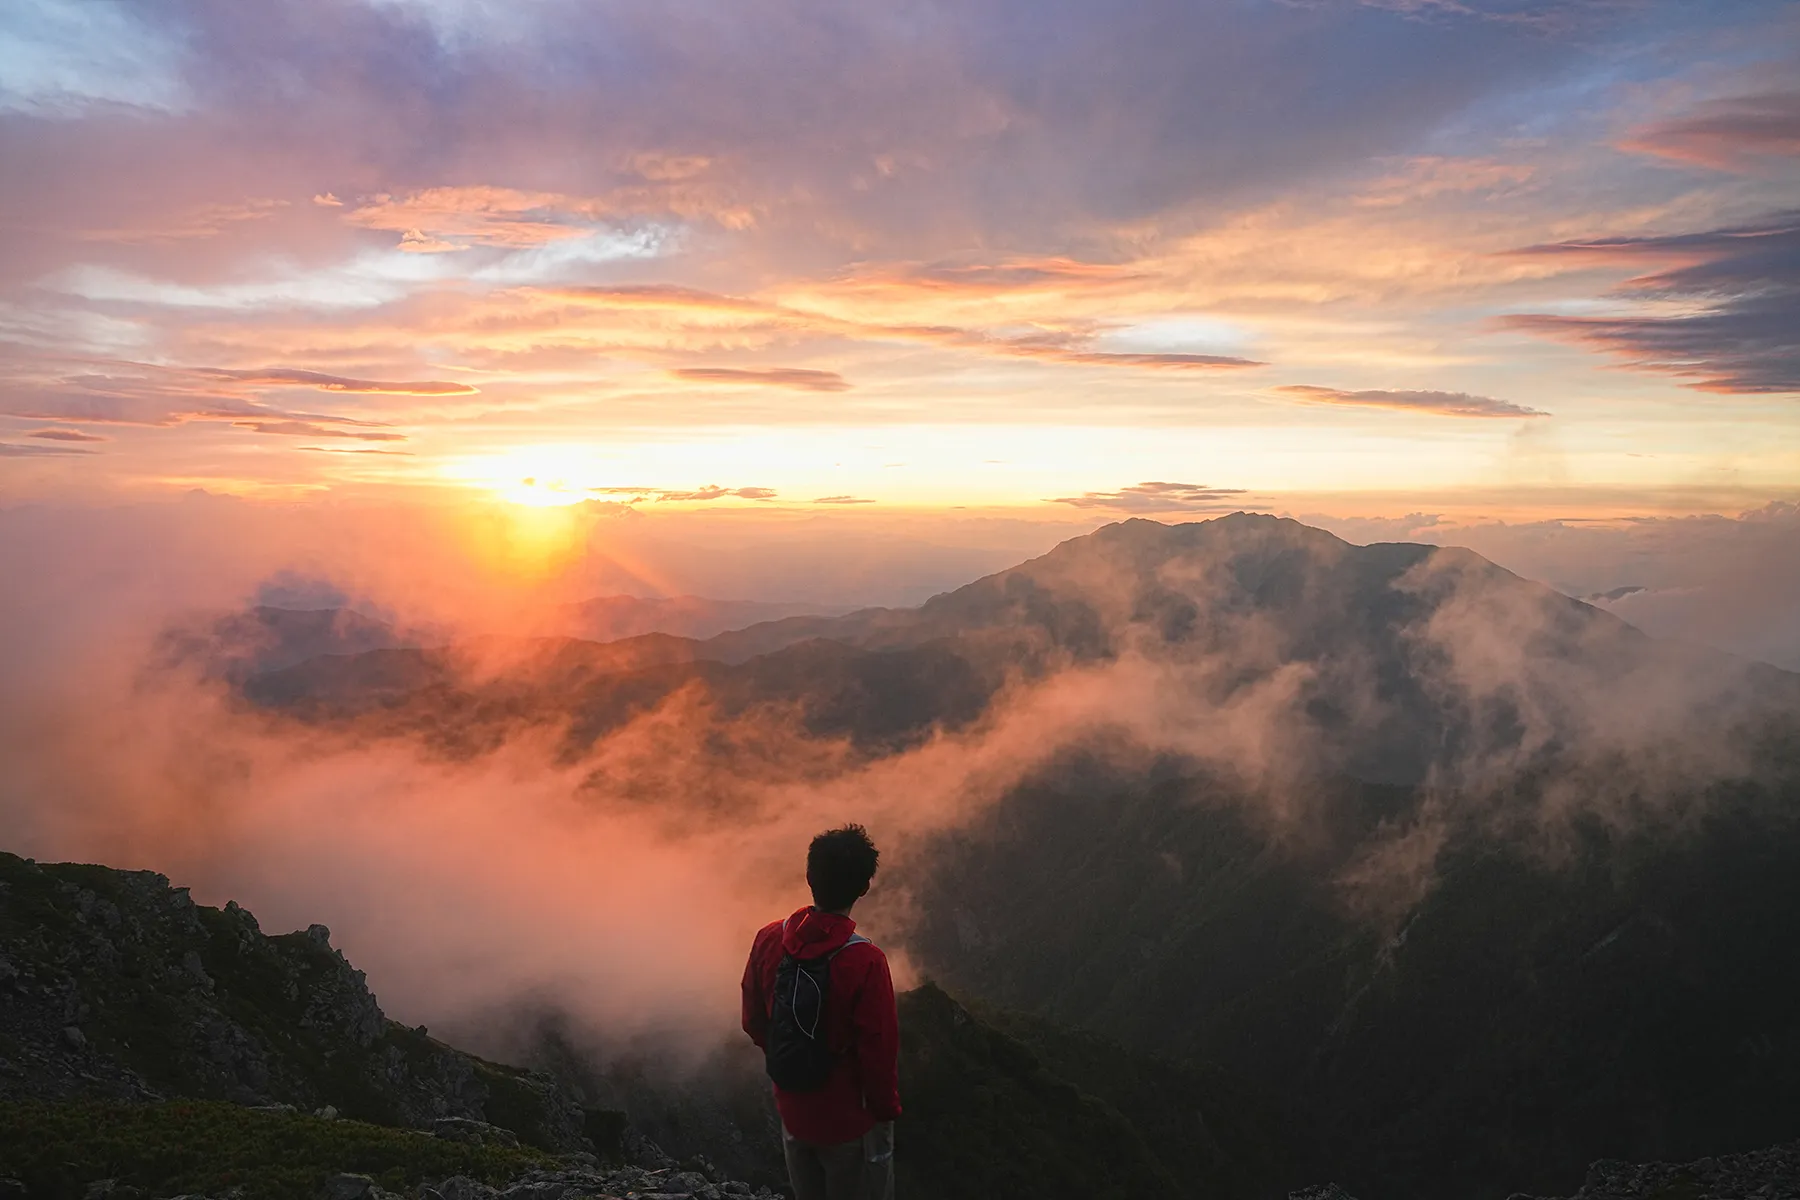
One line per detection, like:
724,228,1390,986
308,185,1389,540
764,932,868,1092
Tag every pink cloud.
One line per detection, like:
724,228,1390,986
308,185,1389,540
1620,91,1800,172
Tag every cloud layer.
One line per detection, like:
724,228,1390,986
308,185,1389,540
671,367,851,393
1051,482,1251,514
0,0,1794,508
1505,213,1800,394
1622,90,1800,171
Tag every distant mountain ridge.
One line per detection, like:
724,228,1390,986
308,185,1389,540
158,593,845,689
549,595,843,643
218,514,1799,782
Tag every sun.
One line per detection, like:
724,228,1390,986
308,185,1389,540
498,474,589,508
443,445,610,508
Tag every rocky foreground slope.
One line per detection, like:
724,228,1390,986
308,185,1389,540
0,850,1297,1199
6,846,1796,1200
0,850,780,1198
0,851,593,1147
1304,1136,1800,1200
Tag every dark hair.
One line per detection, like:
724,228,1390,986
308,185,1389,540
807,824,880,911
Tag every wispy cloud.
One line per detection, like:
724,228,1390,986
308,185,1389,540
1352,155,1536,208
79,199,289,244
0,0,1785,500
554,285,1265,374
1049,481,1249,513
825,258,1152,298
1046,350,1262,369
338,182,753,253
232,421,408,441
670,367,852,392
1620,91,1800,172
814,495,875,505
345,187,601,251
1340,0,1630,31
201,369,479,396
1503,212,1800,394
0,441,96,457
1278,384,1549,417
589,484,778,503
27,428,107,442
0,360,459,432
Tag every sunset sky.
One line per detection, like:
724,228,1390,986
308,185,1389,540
1,0,1795,519
3,0,1800,1038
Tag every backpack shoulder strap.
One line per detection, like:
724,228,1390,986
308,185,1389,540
828,933,871,960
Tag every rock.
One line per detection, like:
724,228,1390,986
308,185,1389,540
432,1116,521,1148
316,1104,339,1120
582,1109,628,1161
1521,1137,1800,1199
495,1184,566,1200
0,1179,26,1200
306,924,333,948
182,950,214,991
1290,1187,1361,1200
61,1025,87,1050
323,1174,374,1200
422,1177,496,1200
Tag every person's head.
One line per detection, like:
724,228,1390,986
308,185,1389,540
807,824,880,913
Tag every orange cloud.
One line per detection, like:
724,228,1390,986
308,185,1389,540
1049,481,1249,513
232,421,408,441
548,284,1263,371
0,442,97,458
344,187,601,250
670,367,851,392
202,369,478,396
79,199,290,243
551,284,774,317
1278,385,1548,417
28,429,108,442
0,359,438,433
1352,156,1536,208
339,178,758,251
588,484,778,503
828,257,1152,299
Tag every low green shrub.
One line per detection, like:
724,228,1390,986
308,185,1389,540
0,1101,553,1200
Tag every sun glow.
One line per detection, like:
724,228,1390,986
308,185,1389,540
501,476,590,507
458,499,593,580
443,445,612,507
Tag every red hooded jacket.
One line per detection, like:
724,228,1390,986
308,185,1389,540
741,906,901,1144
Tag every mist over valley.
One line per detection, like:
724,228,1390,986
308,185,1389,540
6,513,1798,1199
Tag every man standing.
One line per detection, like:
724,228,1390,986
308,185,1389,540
742,824,900,1200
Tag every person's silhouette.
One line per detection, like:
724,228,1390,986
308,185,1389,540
742,824,899,1200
